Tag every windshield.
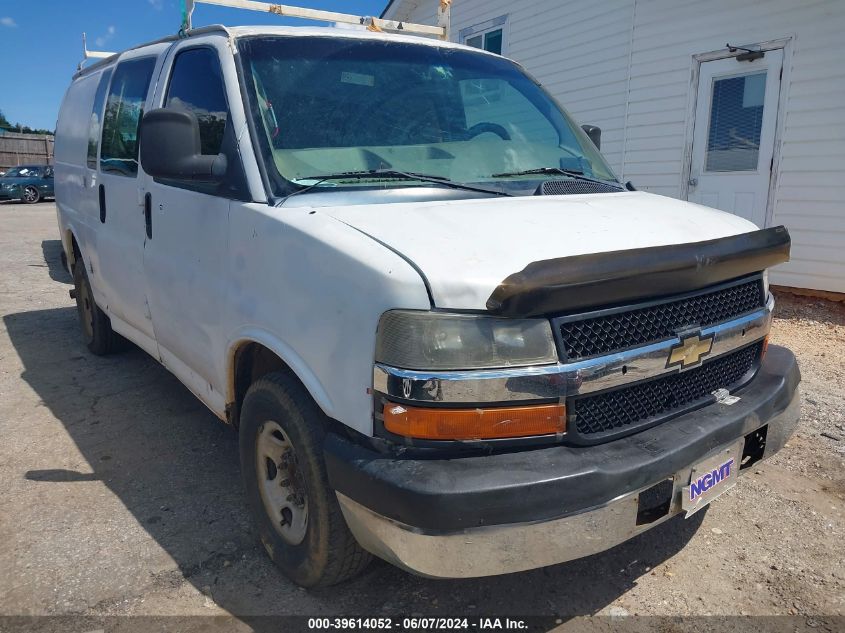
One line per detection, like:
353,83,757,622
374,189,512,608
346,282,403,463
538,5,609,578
238,36,617,195
3,166,41,178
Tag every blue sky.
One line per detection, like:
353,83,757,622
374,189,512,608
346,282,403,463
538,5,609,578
0,0,387,130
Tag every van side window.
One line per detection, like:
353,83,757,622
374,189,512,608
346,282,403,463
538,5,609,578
100,57,156,176
165,48,228,155
87,69,113,169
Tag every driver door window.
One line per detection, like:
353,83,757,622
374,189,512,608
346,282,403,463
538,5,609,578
165,47,228,154
161,46,233,195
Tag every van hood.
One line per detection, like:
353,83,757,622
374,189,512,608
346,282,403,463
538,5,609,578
320,191,759,311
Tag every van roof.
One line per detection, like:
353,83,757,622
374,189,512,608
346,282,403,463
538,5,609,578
75,24,498,79
222,24,480,51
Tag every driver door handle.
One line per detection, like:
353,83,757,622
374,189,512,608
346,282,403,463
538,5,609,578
144,193,152,240
98,184,106,223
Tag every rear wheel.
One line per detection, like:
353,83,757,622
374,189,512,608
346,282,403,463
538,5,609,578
239,372,371,587
72,258,119,355
21,185,40,204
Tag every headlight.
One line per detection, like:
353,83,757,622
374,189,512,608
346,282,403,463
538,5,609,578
375,310,558,371
762,270,770,298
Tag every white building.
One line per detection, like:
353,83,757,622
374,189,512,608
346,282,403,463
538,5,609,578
381,0,845,294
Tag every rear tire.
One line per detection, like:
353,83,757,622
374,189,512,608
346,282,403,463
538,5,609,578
239,372,371,587
22,185,40,204
72,258,119,355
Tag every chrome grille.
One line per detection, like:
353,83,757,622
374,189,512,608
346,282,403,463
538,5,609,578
569,341,762,438
556,278,764,360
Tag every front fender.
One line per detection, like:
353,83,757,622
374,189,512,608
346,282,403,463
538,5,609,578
226,327,336,421
224,203,431,436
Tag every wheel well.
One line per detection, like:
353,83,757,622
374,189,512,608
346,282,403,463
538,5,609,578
68,232,81,270
231,342,296,427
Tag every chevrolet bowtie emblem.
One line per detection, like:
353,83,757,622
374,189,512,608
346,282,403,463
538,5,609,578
667,332,715,370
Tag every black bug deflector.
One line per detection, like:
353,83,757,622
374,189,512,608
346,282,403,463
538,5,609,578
486,226,791,317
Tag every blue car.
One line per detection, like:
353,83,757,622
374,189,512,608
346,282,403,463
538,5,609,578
0,164,55,203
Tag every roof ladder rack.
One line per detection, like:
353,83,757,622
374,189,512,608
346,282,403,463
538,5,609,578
79,33,116,69
182,0,451,40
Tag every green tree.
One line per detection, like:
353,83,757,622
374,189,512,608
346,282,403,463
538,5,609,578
14,124,55,135
0,110,54,135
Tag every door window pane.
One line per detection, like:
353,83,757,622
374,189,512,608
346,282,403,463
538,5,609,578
165,48,229,156
705,72,766,172
87,69,112,169
100,58,156,176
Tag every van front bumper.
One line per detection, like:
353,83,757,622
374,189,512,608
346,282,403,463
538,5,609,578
325,345,800,578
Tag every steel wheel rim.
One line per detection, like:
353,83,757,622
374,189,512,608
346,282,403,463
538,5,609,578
23,186,37,202
256,421,308,545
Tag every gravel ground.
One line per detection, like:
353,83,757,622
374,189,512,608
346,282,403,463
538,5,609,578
0,203,843,629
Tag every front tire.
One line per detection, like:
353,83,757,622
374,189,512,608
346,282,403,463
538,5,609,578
72,257,119,355
21,185,40,204
239,372,371,587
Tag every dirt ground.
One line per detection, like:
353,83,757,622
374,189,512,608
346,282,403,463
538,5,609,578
0,203,843,628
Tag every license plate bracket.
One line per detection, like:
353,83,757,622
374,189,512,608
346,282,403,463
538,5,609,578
682,439,744,517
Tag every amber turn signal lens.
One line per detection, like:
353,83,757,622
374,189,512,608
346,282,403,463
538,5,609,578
761,334,770,359
383,402,566,440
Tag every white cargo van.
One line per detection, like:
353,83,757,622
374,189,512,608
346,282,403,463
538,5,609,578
54,7,800,587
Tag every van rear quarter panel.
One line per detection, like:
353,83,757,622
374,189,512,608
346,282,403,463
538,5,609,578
55,71,101,267
224,203,430,435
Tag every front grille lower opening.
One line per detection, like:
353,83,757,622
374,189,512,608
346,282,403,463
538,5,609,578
740,425,768,470
636,478,674,525
569,341,762,438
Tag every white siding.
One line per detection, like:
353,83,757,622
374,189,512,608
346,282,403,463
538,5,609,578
385,0,636,174
384,0,845,293
624,0,845,292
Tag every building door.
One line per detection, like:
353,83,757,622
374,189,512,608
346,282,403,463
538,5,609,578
687,48,783,227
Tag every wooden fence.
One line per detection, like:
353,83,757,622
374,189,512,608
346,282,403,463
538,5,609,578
0,132,55,170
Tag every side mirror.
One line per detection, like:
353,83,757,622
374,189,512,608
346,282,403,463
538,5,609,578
581,124,601,150
139,109,226,182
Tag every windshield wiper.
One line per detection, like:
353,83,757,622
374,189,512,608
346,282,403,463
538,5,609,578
281,169,512,204
491,167,622,188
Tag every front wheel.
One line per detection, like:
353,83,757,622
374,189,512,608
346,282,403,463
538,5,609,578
21,185,40,204
239,372,371,587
